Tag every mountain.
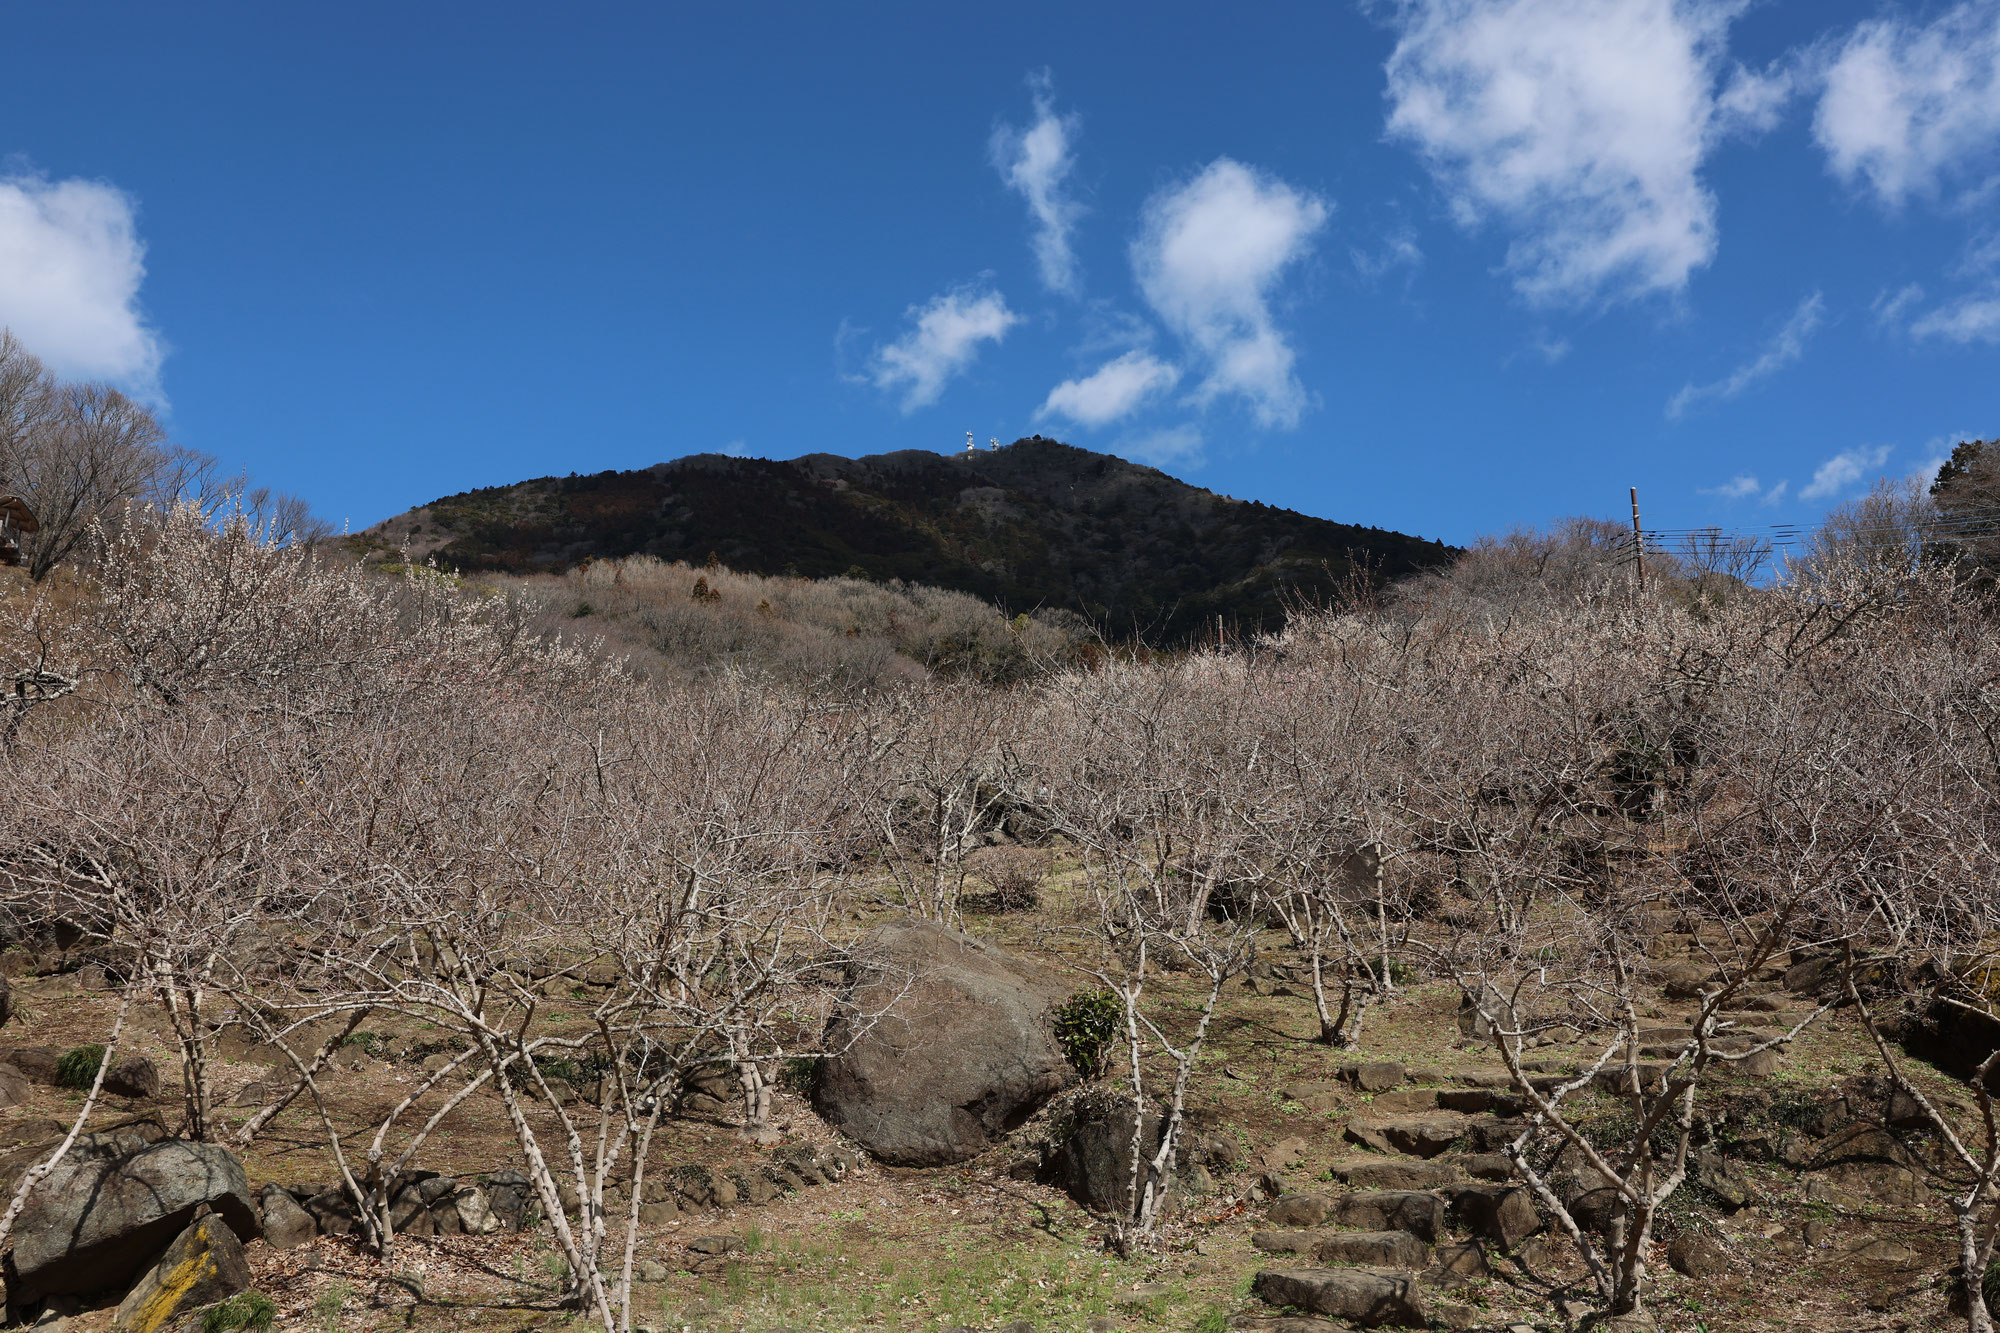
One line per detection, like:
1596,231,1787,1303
362,437,1456,640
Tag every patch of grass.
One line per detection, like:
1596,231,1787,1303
311,1281,351,1333
337,1029,384,1057
1193,1305,1231,1333
200,1291,276,1333
54,1044,105,1089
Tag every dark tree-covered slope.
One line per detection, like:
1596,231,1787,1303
363,437,1456,640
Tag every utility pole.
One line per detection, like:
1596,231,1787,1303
1629,486,1646,593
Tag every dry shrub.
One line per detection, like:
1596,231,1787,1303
965,844,1051,913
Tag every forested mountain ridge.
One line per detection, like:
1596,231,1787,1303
362,437,1456,640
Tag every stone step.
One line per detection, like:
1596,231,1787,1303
1253,1268,1427,1329
1326,1158,1461,1191
1250,1228,1429,1268
1265,1189,1445,1241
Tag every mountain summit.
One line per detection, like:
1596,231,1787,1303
366,437,1454,640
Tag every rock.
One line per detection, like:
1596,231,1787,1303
1251,1230,1319,1254
4,1045,61,1084
1338,1062,1406,1092
0,1062,32,1109
1782,955,1836,995
1809,1124,1920,1171
108,1215,251,1333
450,1185,504,1235
1044,1097,1168,1214
1456,976,1512,1040
1667,1233,1727,1278
1461,1116,1525,1154
1336,1190,1444,1242
1460,1154,1515,1181
1841,1235,1916,1263
1259,1135,1311,1169
1253,1170,1291,1198
636,1258,671,1282
1266,1192,1334,1227
5,1132,260,1302
1443,1182,1539,1252
304,1187,360,1236
0,974,9,1027
257,1183,316,1249
1690,1149,1752,1211
1314,1230,1429,1268
1279,1082,1342,1114
1374,1114,1466,1158
812,919,1073,1166
103,1056,160,1099
1253,1268,1427,1328
1427,1241,1490,1286
1188,1130,1242,1171
687,1234,741,1256
1331,1159,1459,1192
477,1170,533,1230
1370,1089,1436,1114
1806,1161,1925,1209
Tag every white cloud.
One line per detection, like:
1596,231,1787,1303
1911,291,2000,342
1700,474,1763,499
1380,0,1748,306
1873,282,1926,328
868,286,1020,412
1350,231,1424,280
1715,59,1800,136
1760,480,1789,506
991,73,1084,297
0,170,164,396
1037,350,1180,428
1815,2,2000,209
1131,158,1329,428
1116,424,1205,469
1800,444,1893,501
1666,290,1824,418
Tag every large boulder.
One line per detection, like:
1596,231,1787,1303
813,918,1073,1166
1042,1095,1167,1215
4,1127,260,1302
109,1214,251,1333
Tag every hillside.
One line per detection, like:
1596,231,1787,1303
362,437,1455,640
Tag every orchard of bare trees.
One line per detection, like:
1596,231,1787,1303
2,469,1999,1330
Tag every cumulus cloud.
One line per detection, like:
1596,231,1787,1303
1800,444,1893,501
1666,290,1824,418
1037,350,1180,428
1116,424,1205,469
991,73,1085,297
1911,292,2000,342
868,286,1020,413
1380,0,1748,306
1131,159,1328,428
1815,2,2000,208
1700,474,1764,500
0,170,164,395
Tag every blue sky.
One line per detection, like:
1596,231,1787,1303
2,1,1997,547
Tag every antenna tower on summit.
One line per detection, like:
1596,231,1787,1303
965,431,975,455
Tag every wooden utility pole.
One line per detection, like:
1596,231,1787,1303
1629,486,1646,592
